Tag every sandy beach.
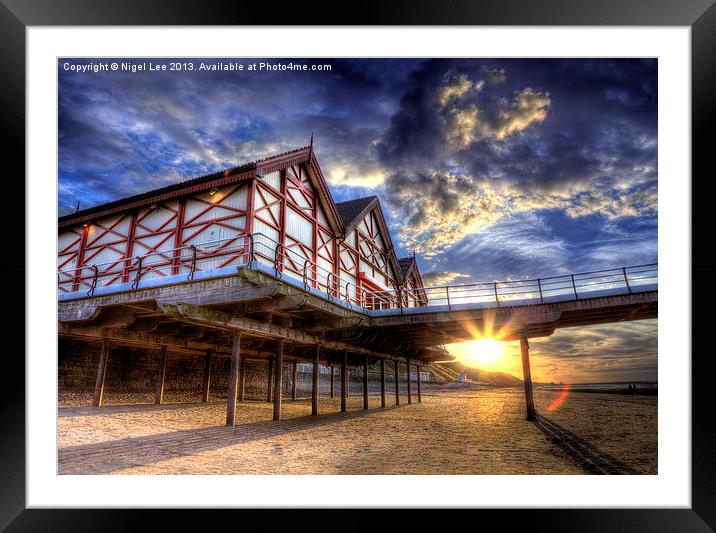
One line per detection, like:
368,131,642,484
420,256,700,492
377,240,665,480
57,385,657,475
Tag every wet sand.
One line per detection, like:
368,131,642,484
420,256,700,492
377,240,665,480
57,386,657,475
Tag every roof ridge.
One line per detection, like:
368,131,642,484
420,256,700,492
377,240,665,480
59,145,312,224
335,195,378,205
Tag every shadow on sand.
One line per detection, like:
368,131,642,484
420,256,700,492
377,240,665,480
531,414,639,475
58,405,400,474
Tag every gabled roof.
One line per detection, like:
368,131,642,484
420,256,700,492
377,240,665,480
58,145,343,234
398,257,416,277
335,196,378,229
336,195,405,286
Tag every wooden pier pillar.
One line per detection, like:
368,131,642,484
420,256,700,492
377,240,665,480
380,359,386,407
341,351,348,412
237,355,246,402
266,358,274,403
226,332,242,426
406,362,412,404
273,340,284,421
154,345,168,405
417,364,422,403
312,346,320,416
92,340,110,407
201,350,212,403
520,336,537,421
330,366,335,398
363,355,369,410
394,360,400,405
291,361,298,400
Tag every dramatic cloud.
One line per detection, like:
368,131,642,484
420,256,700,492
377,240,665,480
421,270,471,286
494,88,551,140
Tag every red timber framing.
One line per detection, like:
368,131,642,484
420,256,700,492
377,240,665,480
57,145,425,311
252,162,339,294
338,200,403,308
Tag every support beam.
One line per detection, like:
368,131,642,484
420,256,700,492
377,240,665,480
330,366,335,398
226,332,242,426
417,364,422,403
407,362,412,405
237,356,246,402
363,355,369,410
291,362,297,400
394,360,400,406
341,351,348,412
380,359,386,408
92,340,110,407
154,345,168,405
312,346,320,416
273,341,284,421
266,358,273,403
520,336,537,421
201,350,212,403
158,302,394,359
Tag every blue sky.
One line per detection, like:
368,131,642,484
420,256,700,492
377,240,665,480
58,58,658,382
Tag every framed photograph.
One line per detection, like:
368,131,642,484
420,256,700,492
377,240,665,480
4,0,714,530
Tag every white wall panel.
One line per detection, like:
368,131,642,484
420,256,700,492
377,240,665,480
285,206,312,246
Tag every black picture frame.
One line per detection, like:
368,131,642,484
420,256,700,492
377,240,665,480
3,1,714,530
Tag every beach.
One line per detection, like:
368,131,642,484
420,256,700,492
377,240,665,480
57,385,657,475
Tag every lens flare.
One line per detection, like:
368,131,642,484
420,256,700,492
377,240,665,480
546,384,571,412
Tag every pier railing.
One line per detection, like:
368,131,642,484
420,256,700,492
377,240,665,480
57,232,657,313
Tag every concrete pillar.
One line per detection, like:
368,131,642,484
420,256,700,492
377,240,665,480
380,359,386,407
273,340,284,421
312,346,320,416
417,364,422,403
520,336,537,420
266,358,273,403
330,366,335,398
226,332,242,426
154,345,168,405
394,360,400,405
341,351,348,412
363,355,369,410
407,362,412,405
92,340,110,407
237,355,246,402
201,350,212,403
291,361,297,400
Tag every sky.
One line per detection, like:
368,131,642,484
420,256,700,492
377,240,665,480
58,58,658,383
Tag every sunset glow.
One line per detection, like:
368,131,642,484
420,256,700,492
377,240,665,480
460,338,505,366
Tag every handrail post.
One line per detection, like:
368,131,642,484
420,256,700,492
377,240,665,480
445,286,452,311
623,267,632,294
87,265,99,296
537,278,544,303
273,243,283,277
302,260,310,289
326,272,333,300
187,245,197,280
247,233,254,265
131,256,143,289
494,282,500,307
571,274,579,299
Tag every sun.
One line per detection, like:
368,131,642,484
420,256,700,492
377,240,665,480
460,338,505,366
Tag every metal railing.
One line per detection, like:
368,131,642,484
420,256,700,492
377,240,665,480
376,263,658,311
57,232,657,313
